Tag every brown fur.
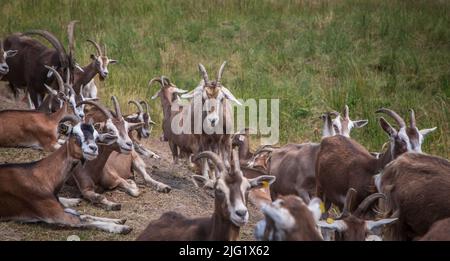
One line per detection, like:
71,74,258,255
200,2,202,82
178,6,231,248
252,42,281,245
420,218,450,241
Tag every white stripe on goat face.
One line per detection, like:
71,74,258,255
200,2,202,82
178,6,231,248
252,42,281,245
216,176,250,227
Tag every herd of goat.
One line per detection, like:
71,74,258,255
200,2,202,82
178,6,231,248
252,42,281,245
0,21,449,241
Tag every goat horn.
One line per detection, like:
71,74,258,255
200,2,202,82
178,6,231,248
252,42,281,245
67,20,78,75
148,77,163,88
354,193,386,218
376,108,406,128
217,61,227,83
87,39,103,56
329,111,340,117
59,114,80,125
337,188,357,219
161,75,172,86
128,100,143,113
76,100,112,119
410,109,416,129
44,65,64,93
0,39,3,51
24,30,69,69
140,100,149,113
111,96,122,118
198,63,209,84
193,151,225,175
103,43,107,56
343,105,349,119
232,148,242,175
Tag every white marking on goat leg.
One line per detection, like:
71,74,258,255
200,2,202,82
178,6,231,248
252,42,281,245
131,153,171,193
52,143,62,150
118,178,140,197
59,197,82,208
79,214,126,224
58,139,66,145
82,220,132,234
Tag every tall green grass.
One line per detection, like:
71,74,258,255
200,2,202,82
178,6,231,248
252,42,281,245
1,0,448,157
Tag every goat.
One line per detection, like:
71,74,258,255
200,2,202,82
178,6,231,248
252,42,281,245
377,152,450,241
0,66,79,151
150,76,199,163
72,39,117,97
316,108,436,215
125,100,158,158
420,218,450,241
2,22,76,109
317,188,397,241
331,105,368,137
0,119,131,234
254,195,323,241
71,97,157,210
136,149,275,241
0,39,18,78
181,62,242,180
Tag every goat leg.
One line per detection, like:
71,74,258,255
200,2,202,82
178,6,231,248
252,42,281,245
131,151,171,193
58,197,82,208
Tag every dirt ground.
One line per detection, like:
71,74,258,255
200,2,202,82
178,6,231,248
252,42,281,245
0,84,262,241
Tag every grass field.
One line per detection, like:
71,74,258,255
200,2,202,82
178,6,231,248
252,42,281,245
0,0,449,157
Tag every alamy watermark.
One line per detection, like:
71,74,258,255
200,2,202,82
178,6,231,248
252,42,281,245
170,94,279,145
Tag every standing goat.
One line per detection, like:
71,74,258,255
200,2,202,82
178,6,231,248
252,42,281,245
0,120,131,234
2,22,76,108
136,149,275,241
378,153,450,241
0,66,79,151
181,62,241,179
0,39,18,78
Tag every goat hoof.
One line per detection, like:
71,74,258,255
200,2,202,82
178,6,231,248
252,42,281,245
107,203,122,211
157,185,171,193
118,218,127,225
120,225,133,235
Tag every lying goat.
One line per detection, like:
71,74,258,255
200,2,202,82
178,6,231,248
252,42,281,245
136,149,275,241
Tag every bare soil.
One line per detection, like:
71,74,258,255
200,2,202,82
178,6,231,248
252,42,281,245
0,84,262,241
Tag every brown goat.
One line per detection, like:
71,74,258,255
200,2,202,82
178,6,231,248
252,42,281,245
3,22,76,108
420,218,450,241
254,196,323,241
317,188,397,241
378,152,450,241
71,97,145,210
0,120,131,234
316,108,436,215
0,66,78,151
136,149,275,241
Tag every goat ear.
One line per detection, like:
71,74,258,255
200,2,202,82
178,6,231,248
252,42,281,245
248,175,276,190
379,117,397,137
151,90,161,100
192,175,209,188
419,127,437,137
353,119,368,128
317,220,347,232
108,59,118,64
128,122,144,131
96,133,118,145
365,218,398,232
308,198,323,222
57,123,72,135
6,50,18,58
222,86,242,105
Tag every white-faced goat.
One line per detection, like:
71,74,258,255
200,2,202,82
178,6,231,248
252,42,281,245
377,152,450,241
0,119,131,234
317,188,397,241
254,196,323,241
72,39,117,97
72,97,166,211
136,149,275,241
2,21,76,108
0,66,79,151
316,108,436,215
